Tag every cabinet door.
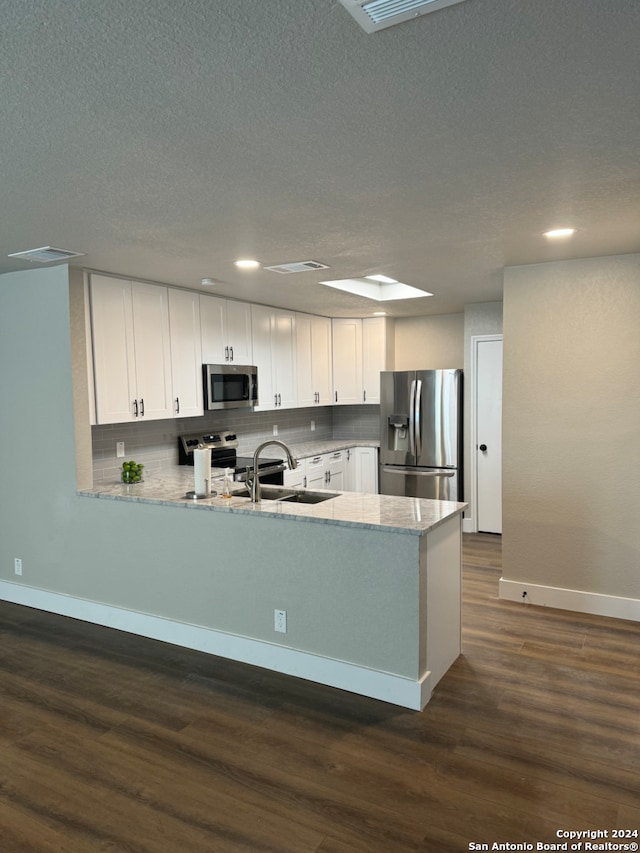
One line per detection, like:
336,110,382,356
343,447,357,491
296,314,332,407
362,317,387,405
226,301,253,364
169,289,203,419
326,450,345,489
306,454,327,490
283,459,306,490
200,294,227,363
295,314,315,408
251,305,275,410
273,310,297,408
90,275,137,424
131,282,174,421
355,446,378,493
312,315,333,405
332,319,363,405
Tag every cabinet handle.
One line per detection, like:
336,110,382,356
303,475,307,488
175,397,180,414
133,399,138,417
274,394,278,406
278,393,281,406
229,346,234,362
225,346,229,362
140,398,145,417
363,390,367,402
335,391,338,403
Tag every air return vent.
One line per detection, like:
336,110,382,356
264,261,330,274
337,0,469,33
8,246,85,263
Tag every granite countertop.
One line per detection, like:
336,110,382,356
79,465,466,536
286,439,379,458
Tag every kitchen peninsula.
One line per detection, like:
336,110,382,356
77,468,466,711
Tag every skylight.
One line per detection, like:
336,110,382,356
319,276,432,301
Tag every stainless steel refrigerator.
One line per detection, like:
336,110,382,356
379,369,463,501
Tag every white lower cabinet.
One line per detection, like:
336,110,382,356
343,446,379,493
354,446,379,493
285,449,354,491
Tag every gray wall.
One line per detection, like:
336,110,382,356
502,254,640,598
394,312,464,370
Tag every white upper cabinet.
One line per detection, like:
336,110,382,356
200,295,253,365
90,275,173,424
168,288,203,419
362,317,393,405
251,305,297,410
331,318,363,405
332,317,393,405
296,313,333,407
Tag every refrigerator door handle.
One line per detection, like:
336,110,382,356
382,467,455,477
409,380,416,456
414,379,423,459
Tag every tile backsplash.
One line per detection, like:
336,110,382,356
92,405,379,484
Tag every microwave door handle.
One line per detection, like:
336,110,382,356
414,379,423,459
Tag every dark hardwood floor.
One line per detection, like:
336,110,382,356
1,534,638,851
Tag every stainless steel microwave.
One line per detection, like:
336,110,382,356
202,364,258,410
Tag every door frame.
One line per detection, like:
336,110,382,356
470,334,503,534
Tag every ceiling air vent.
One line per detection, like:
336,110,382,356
8,246,85,263
337,0,469,33
264,261,330,274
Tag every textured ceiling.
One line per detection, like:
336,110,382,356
1,0,639,317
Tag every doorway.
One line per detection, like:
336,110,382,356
471,336,503,534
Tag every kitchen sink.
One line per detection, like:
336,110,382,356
234,486,339,504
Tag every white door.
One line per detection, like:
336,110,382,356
475,337,503,534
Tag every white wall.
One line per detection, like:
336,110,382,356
501,255,640,608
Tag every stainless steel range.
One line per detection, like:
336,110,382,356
178,431,286,485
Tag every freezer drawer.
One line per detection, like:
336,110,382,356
379,465,461,502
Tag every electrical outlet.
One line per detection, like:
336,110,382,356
274,609,287,633
310,420,315,431
273,424,278,436
116,441,125,458
14,558,22,576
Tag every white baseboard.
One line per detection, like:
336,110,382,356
499,578,640,622
0,580,432,711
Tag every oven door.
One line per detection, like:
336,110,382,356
203,364,258,410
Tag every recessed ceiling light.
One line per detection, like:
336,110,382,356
234,259,261,270
201,277,216,286
543,228,576,238
373,311,387,316
320,277,432,302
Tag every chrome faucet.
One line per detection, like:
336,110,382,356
249,440,298,502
